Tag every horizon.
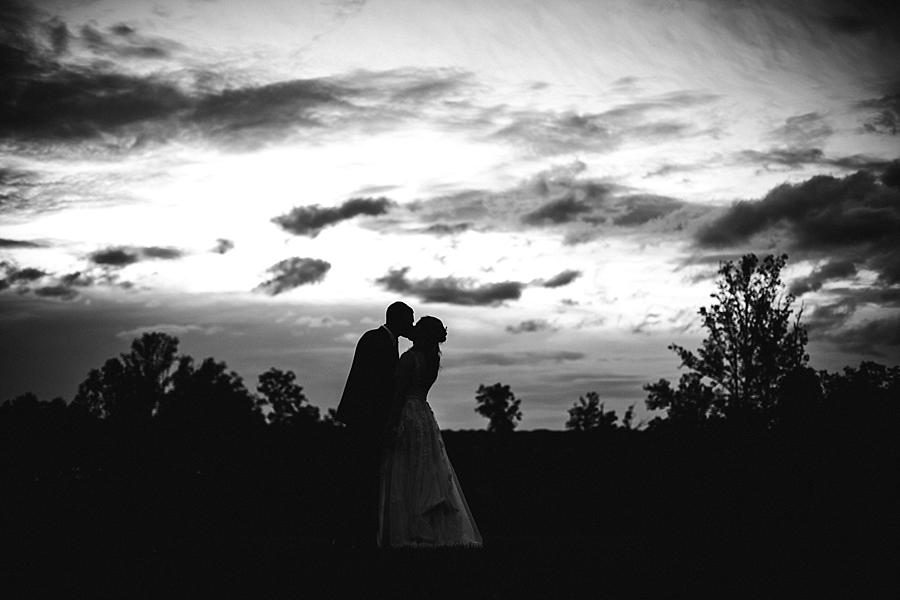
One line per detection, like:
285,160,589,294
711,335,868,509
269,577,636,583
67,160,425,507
2,0,899,429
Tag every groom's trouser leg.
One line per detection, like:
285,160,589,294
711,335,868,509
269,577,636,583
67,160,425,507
342,428,380,548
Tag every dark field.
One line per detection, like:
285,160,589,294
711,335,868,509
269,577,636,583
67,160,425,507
3,424,895,598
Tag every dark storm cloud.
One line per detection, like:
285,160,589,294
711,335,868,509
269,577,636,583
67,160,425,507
375,267,525,306
695,166,900,356
0,4,475,151
788,260,858,296
696,170,900,275
0,238,42,248
442,350,585,369
88,246,184,266
213,238,235,254
272,197,394,236
255,257,331,295
541,270,582,288
506,319,555,334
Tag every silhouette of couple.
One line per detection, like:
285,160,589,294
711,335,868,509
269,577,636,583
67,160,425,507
336,301,483,549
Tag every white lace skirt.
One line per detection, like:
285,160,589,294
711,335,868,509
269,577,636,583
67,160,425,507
377,397,483,548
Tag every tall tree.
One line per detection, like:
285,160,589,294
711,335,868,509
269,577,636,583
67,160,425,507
475,383,522,433
645,254,808,428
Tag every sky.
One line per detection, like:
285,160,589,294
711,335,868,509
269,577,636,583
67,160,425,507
1,0,899,429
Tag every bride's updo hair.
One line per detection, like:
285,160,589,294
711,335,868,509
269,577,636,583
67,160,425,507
413,316,447,382
415,316,447,345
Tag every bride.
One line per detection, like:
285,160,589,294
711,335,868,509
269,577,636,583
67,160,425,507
377,316,483,548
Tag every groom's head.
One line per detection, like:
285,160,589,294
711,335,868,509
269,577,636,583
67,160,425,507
386,301,414,339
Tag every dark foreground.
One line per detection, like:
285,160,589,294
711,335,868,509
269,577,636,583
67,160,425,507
6,529,890,599
3,427,895,598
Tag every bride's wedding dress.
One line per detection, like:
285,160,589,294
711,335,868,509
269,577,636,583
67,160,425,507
377,350,483,548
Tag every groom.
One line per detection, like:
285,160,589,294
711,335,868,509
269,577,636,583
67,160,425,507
336,301,414,548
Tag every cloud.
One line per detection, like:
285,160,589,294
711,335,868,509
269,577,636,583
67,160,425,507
814,314,900,359
33,285,78,300
79,23,181,60
540,270,582,288
611,194,685,226
140,246,183,259
213,238,235,254
255,257,331,295
0,13,476,152
0,238,42,248
59,271,95,287
736,146,893,172
442,350,585,369
420,223,472,236
523,195,594,225
0,166,35,209
0,261,86,301
859,93,899,136
789,259,858,296
5,266,47,282
377,162,700,247
769,112,833,147
375,267,525,306
489,91,718,156
694,167,900,357
88,248,141,266
88,246,184,266
696,170,900,281
272,197,394,236
506,319,555,334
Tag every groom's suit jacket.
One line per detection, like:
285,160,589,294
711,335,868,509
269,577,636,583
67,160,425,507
336,325,399,435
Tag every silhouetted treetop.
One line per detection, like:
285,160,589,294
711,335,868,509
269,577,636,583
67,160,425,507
646,253,808,429
475,383,522,433
256,367,319,426
565,392,617,432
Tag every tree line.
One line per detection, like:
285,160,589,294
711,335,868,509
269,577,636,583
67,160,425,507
2,253,897,434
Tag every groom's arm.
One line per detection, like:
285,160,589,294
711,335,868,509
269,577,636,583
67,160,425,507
337,330,379,425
